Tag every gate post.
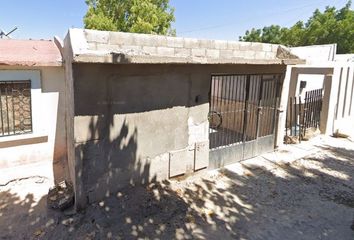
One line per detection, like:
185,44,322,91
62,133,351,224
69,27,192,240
321,72,336,134
275,65,294,148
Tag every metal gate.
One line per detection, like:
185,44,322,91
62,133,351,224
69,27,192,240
285,88,323,141
209,74,282,168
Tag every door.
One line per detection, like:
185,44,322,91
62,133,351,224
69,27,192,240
209,74,282,169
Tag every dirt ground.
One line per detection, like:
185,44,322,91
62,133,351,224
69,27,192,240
1,136,354,240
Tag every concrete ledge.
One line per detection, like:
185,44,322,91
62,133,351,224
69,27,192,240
0,135,48,148
73,52,290,65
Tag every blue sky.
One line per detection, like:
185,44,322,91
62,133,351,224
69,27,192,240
0,0,350,41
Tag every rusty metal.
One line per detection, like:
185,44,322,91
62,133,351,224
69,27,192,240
0,81,32,137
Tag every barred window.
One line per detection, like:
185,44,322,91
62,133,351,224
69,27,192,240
0,81,32,137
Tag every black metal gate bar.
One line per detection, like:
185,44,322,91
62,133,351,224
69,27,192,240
228,75,236,145
242,75,250,143
0,88,3,135
5,88,9,135
265,79,272,135
226,75,233,146
286,88,323,141
299,97,302,143
239,75,246,143
255,75,264,139
12,84,16,135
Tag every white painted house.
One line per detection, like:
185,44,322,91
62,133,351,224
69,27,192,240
0,39,68,184
287,44,354,137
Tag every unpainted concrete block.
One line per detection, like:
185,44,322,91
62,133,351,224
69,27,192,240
96,43,121,52
227,42,241,50
250,42,263,51
175,47,191,57
142,46,157,55
238,42,252,50
87,42,97,50
166,36,184,48
120,45,143,51
134,34,157,47
214,40,228,50
206,49,220,58
265,51,276,59
220,49,234,59
184,38,199,48
155,36,168,47
109,32,135,45
199,39,215,49
157,46,175,56
192,48,206,57
84,31,109,44
255,51,266,59
243,51,256,59
233,50,246,58
262,43,273,52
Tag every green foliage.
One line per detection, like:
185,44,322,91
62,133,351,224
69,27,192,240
240,1,354,53
84,0,175,35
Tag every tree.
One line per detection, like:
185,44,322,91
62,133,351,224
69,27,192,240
239,1,354,53
84,0,176,35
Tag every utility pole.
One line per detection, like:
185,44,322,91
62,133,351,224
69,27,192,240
0,26,18,39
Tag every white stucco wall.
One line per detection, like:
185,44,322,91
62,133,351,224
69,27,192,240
0,67,68,182
296,74,325,101
332,64,354,137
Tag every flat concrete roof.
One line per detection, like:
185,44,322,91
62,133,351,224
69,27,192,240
66,28,304,65
0,39,62,67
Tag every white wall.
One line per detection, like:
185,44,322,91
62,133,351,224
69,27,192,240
296,74,325,101
0,67,68,182
332,65,354,136
290,44,336,64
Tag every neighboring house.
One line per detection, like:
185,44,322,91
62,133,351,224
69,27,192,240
0,39,68,183
61,29,304,209
287,44,354,137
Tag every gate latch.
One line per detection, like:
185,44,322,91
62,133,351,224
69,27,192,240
258,106,263,114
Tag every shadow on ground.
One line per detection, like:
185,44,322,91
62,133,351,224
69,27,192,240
1,138,354,240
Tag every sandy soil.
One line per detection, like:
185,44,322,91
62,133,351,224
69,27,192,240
1,136,354,240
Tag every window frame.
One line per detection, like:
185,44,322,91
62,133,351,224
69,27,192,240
0,80,33,137
0,70,44,143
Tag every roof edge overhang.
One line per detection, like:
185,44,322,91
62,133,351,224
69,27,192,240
72,52,305,65
0,61,63,67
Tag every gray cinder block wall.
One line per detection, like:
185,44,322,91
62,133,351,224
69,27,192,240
63,29,301,209
71,63,286,208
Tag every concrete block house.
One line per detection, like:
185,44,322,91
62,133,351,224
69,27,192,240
61,29,303,209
